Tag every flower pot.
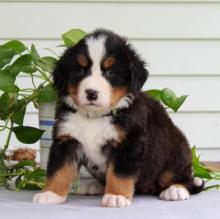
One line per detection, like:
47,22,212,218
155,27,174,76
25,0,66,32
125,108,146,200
39,102,90,177
39,102,56,169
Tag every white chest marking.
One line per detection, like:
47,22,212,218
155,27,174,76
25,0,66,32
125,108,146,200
58,112,119,172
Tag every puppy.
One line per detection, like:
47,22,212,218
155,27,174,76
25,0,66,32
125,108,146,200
33,29,204,207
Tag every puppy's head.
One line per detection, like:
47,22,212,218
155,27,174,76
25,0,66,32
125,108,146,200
53,29,148,116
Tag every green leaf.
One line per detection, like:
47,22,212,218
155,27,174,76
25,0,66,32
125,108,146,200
10,160,36,170
12,126,44,144
3,40,26,54
41,56,57,72
8,54,37,75
0,93,10,120
15,175,23,190
11,99,27,125
31,44,41,60
192,146,212,179
0,93,19,120
0,46,16,69
0,150,7,186
26,168,46,183
0,70,19,93
30,44,53,72
161,88,187,112
62,29,86,47
147,89,162,101
37,84,57,103
175,95,188,111
11,105,26,126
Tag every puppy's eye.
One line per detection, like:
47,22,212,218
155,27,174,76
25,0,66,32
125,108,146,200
105,69,114,77
76,66,85,75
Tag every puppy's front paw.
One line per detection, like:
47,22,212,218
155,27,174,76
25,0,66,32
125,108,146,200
159,185,190,201
32,191,66,204
101,194,131,208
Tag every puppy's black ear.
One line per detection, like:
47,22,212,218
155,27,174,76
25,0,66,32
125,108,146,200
128,50,148,92
53,58,68,97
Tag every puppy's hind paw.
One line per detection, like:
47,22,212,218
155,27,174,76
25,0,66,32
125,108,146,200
159,185,190,201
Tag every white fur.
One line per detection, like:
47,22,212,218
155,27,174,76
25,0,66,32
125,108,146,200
58,111,119,173
32,191,66,204
77,36,110,109
193,177,203,187
77,179,104,195
159,185,190,201
102,194,131,208
115,94,134,109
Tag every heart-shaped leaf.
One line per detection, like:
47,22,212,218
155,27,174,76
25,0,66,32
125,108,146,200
8,54,37,75
39,56,57,72
12,126,44,144
0,93,10,120
0,70,19,93
0,46,16,69
3,40,26,54
11,100,26,125
161,88,187,112
147,89,162,101
37,84,57,103
62,29,86,47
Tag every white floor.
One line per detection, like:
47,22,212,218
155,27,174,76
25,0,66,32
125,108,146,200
1,187,220,219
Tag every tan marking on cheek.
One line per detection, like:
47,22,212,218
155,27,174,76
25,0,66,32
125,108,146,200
77,54,88,68
105,163,135,200
44,162,78,197
110,87,128,107
102,57,115,69
159,171,175,188
68,85,79,105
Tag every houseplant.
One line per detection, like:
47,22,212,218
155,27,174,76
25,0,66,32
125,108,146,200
0,29,219,191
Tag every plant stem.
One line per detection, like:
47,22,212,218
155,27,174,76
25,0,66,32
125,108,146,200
0,125,10,131
31,73,37,90
2,121,13,153
204,184,220,191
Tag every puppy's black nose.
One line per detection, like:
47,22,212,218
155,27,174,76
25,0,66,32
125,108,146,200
85,89,98,101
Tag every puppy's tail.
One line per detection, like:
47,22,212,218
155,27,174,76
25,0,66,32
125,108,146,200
187,177,205,194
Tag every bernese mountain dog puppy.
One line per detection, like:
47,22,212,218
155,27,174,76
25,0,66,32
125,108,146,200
33,29,204,207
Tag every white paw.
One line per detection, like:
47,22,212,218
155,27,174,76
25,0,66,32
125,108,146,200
32,191,66,204
77,180,104,195
101,194,131,208
159,185,190,201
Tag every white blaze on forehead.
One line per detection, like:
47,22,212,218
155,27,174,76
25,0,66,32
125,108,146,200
76,35,111,111
86,35,107,76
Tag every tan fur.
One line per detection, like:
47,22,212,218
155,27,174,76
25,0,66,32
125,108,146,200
44,162,78,197
102,57,115,69
174,184,187,189
110,87,128,107
105,164,135,200
56,135,72,142
159,171,174,188
77,54,88,68
68,85,79,105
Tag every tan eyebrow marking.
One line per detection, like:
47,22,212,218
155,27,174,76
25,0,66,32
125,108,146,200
102,57,115,69
77,54,88,67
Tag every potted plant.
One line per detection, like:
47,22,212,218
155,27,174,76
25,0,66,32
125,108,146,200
0,28,219,191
